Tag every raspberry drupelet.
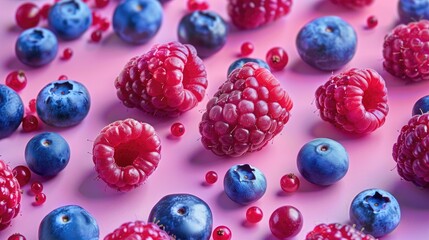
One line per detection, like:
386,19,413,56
306,223,376,240
330,0,374,8
104,220,170,240
0,160,22,230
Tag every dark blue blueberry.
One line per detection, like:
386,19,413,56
0,85,24,139
48,0,92,40
398,0,429,23
36,80,90,128
412,95,429,115
15,28,58,67
227,58,270,76
178,10,228,58
296,16,357,71
113,0,163,44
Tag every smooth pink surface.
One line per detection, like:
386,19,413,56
1,0,429,239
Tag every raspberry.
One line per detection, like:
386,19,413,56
227,0,293,30
306,223,376,240
0,160,21,230
315,68,389,134
115,41,208,117
104,220,171,240
199,62,293,157
330,0,374,8
92,118,161,192
383,20,429,82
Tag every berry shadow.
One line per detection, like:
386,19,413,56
3,56,32,71
391,179,429,210
313,0,356,14
241,219,258,229
309,121,368,141
78,170,125,199
188,146,226,166
216,191,243,210
8,24,21,33
289,60,328,76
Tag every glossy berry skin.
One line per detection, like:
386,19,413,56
212,226,231,240
38,205,99,240
240,42,254,56
227,58,270,76
31,181,43,194
48,0,92,40
0,160,22,230
29,99,36,112
266,47,288,71
306,223,376,240
104,220,170,240
171,122,185,137
280,173,300,193
246,206,263,223
223,164,267,205
296,16,357,71
0,85,24,139
412,95,429,115
12,165,31,187
113,0,163,44
36,80,90,127
15,28,58,67
148,193,213,240
330,0,374,8
62,48,73,60
367,16,378,29
178,10,228,58
35,193,47,205
269,205,303,239
92,119,161,192
40,4,51,19
22,115,39,132
297,138,349,186
398,0,429,23
350,189,401,238
5,71,27,92
91,30,102,42
205,170,218,184
8,233,26,240
15,3,40,29
187,0,209,11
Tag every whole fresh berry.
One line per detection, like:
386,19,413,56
398,0,429,23
171,122,185,137
40,4,51,19
330,0,374,8
223,164,267,205
246,206,263,223
92,119,161,192
187,0,209,11
306,223,376,240
104,220,170,240
8,233,26,240
148,193,213,240
269,205,303,239
31,181,43,194
22,114,39,132
38,205,99,240
178,10,228,58
297,138,349,186
199,62,293,157
227,0,293,29
15,28,58,67
62,48,73,60
28,99,36,112
5,70,27,92
349,189,401,237
280,173,300,193
240,42,254,56
315,68,389,134
115,41,208,117
212,226,231,240
0,160,22,230
113,0,163,44
15,2,40,29
227,58,270,76
25,132,70,177
205,170,218,184
266,47,289,71
383,20,429,81
34,192,47,205
36,80,90,127
48,0,92,40
0,85,24,139
367,15,378,28
12,165,31,187
296,16,357,71
90,30,102,42
412,95,429,115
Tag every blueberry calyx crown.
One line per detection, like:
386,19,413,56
60,0,80,15
363,191,390,213
234,164,256,181
29,29,44,42
50,82,73,95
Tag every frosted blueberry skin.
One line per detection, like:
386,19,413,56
15,28,58,67
113,0,163,44
398,0,429,23
227,58,270,76
412,95,429,115
178,10,228,58
296,16,357,71
0,85,24,139
39,205,99,240
48,0,92,40
350,189,401,238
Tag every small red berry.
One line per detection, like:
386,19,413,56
280,173,300,193
5,71,27,92
15,3,40,29
39,4,51,19
58,75,68,80
266,47,289,71
91,30,102,42
212,226,232,240
22,115,39,132
12,165,31,187
171,122,185,137
62,48,73,60
8,233,26,240
269,205,303,239
240,42,254,56
246,206,263,223
205,171,218,184
34,192,46,205
92,11,101,26
367,15,378,29
28,99,36,113
98,18,110,31
31,181,43,194
95,0,110,8
187,0,209,11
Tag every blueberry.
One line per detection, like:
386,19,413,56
148,193,213,240
36,80,90,128
0,85,24,139
25,132,70,177
350,188,401,237
398,0,429,23
48,0,92,40
296,16,357,71
227,58,270,76
297,138,349,186
178,10,228,58
412,95,429,115
39,205,99,240
15,28,58,67
223,164,267,205
113,0,163,44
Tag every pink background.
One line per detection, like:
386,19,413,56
1,0,429,239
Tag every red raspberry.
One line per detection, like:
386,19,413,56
92,119,161,192
227,0,293,30
315,68,389,134
383,20,429,82
104,220,171,240
115,41,208,117
0,160,21,230
330,0,374,8
306,223,376,240
199,62,293,157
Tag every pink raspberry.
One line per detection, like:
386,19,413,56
92,118,161,192
104,220,171,240
383,20,429,82
330,0,374,8
315,68,389,134
0,160,21,230
227,0,293,30
306,223,376,240
115,41,208,117
199,62,293,157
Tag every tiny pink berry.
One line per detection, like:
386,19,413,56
171,122,185,137
240,42,254,56
246,206,263,223
22,115,39,132
28,99,36,113
367,15,378,29
35,192,46,205
5,70,27,92
31,181,43,194
205,171,218,184
62,48,73,60
58,75,68,80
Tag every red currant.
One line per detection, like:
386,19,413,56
205,171,218,184
266,47,289,71
212,226,232,240
5,70,27,92
98,18,110,31
95,0,110,8
15,3,40,29
92,11,101,26
280,173,300,193
62,48,73,60
12,165,31,187
35,192,46,205
22,115,39,132
187,0,209,11
29,99,36,113
31,181,43,194
91,30,102,42
240,42,254,56
269,205,303,239
171,122,185,137
367,15,378,29
246,206,263,223
58,75,68,80
8,233,26,240
40,4,51,19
